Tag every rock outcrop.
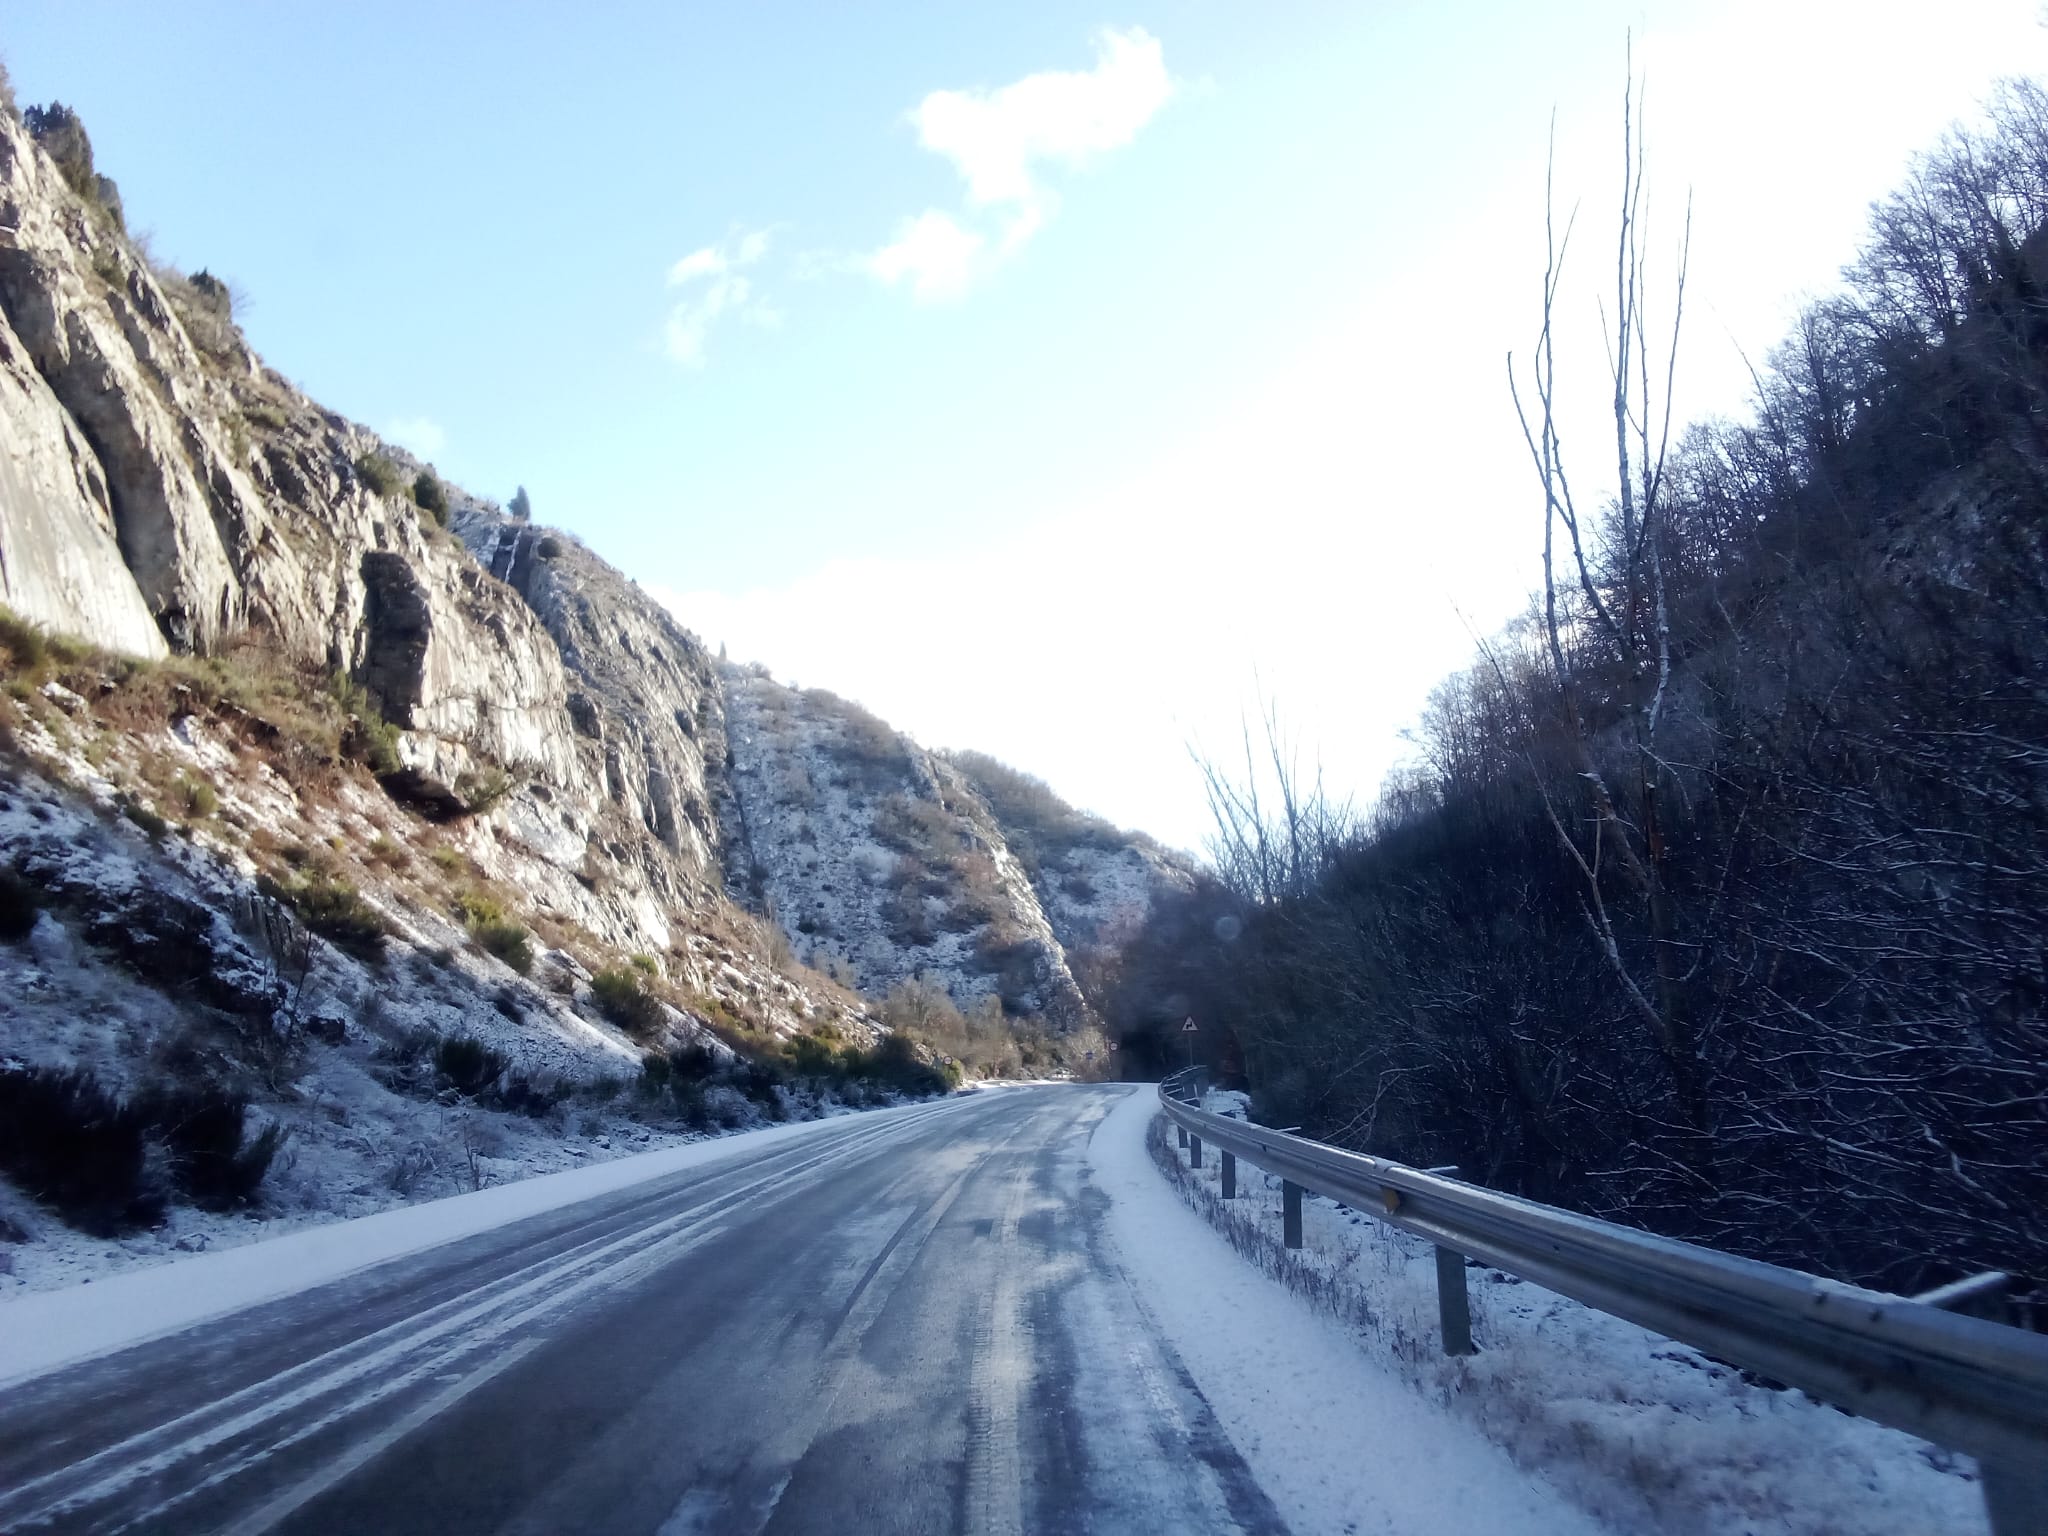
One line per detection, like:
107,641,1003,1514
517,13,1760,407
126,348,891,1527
454,510,729,901
0,110,253,652
0,309,165,656
0,107,579,796
0,95,1191,1038
716,667,1093,1021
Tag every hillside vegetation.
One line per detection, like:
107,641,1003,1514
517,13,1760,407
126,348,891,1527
1111,82,2048,1303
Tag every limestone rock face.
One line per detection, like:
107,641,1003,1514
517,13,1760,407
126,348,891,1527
353,545,581,790
0,304,165,656
0,113,248,651
0,108,580,801
455,510,732,912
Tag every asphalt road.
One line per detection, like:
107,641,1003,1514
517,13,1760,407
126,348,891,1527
0,1085,1292,1535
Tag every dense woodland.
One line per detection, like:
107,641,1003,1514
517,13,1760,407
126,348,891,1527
1108,82,2048,1300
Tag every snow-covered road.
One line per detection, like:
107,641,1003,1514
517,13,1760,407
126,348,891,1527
0,1085,1611,1534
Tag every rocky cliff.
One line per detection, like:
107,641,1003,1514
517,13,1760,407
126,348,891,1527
717,667,1092,1021
0,95,1189,1049
0,83,1214,1297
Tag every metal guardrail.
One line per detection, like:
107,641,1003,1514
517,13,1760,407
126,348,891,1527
1154,1070,2048,1535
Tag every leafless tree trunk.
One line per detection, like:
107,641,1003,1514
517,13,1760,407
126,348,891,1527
1507,46,1705,1139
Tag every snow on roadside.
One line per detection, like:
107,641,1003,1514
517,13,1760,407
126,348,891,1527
0,758,925,1303
1087,1085,1614,1536
0,1091,968,1389
1145,1091,1988,1536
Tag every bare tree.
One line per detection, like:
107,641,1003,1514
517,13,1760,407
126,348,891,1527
1193,691,1352,907
1507,46,1705,1137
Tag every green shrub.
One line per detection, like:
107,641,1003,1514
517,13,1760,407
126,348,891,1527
454,766,511,815
186,269,233,319
735,1059,788,1119
0,605,49,675
0,606,82,684
260,873,389,960
667,1043,718,1083
474,919,532,973
535,536,562,560
453,890,533,973
453,889,506,925
411,471,449,525
435,1036,508,1098
591,965,666,1035
133,1084,285,1210
354,452,402,498
496,1070,562,1117
178,777,219,818
0,866,40,941
779,1034,828,1080
330,674,403,775
117,794,169,839
0,1065,162,1234
858,1032,955,1097
675,1083,714,1131
24,103,102,206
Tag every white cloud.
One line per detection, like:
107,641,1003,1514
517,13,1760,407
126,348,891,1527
384,416,446,457
866,27,1173,298
665,228,779,366
916,27,1172,213
866,211,987,302
667,247,728,284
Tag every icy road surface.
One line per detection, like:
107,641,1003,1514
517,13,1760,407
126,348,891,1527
0,1086,1604,1535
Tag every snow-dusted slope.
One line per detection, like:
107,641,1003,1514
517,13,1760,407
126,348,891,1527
0,688,885,1297
719,666,1089,1024
945,749,1196,1005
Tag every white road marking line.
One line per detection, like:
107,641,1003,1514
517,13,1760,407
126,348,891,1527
9,1111,962,1530
84,1217,730,1535
213,1337,546,1536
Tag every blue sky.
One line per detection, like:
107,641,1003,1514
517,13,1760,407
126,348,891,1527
7,3,2045,851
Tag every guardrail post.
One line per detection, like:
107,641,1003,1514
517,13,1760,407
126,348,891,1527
1982,1457,2048,1536
1220,1150,1236,1199
1434,1245,1476,1356
1189,1134,1203,1170
1283,1181,1303,1248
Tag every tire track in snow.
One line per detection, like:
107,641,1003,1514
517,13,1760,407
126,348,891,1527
965,1157,1032,1536
654,1104,1046,1536
1,1096,982,1533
